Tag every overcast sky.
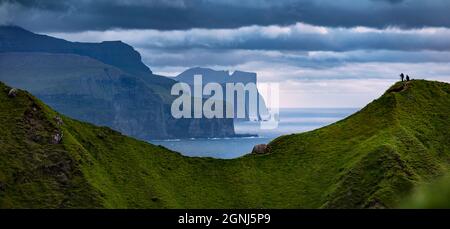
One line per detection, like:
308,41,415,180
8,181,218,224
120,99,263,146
2,0,450,107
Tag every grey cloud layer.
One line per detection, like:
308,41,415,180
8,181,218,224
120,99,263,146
47,22,450,77
2,0,449,107
2,0,450,31
139,49,450,69
51,23,450,52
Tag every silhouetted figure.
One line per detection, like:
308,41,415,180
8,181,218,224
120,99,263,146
406,75,410,81
400,73,405,82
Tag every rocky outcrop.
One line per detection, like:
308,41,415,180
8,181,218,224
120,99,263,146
7,88,17,97
54,116,64,126
51,132,63,144
251,144,271,154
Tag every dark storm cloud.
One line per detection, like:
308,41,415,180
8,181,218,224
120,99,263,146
2,0,71,11
371,0,404,4
52,24,450,52
2,0,450,32
140,49,450,69
50,24,450,74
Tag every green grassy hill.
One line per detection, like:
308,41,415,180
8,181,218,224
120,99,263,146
401,175,450,208
0,79,449,208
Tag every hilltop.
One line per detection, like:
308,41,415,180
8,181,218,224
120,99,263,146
0,80,449,208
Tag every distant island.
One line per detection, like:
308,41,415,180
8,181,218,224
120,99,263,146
0,26,268,140
175,67,269,121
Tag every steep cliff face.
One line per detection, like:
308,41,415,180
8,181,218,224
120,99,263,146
0,26,236,139
0,26,151,77
176,67,258,86
175,67,269,121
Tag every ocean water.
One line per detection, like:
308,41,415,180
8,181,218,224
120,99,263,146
150,108,359,159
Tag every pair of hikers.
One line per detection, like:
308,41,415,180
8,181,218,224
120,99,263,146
400,73,410,82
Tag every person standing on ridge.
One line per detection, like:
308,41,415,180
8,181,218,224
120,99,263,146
400,73,405,82
406,75,410,81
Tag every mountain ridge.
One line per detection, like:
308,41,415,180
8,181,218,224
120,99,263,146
0,26,237,140
0,79,448,208
0,25,151,77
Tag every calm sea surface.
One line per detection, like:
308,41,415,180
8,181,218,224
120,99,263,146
149,108,359,159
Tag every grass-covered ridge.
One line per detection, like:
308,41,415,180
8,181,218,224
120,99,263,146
0,80,449,208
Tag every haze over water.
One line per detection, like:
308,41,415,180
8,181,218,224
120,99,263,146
150,108,359,158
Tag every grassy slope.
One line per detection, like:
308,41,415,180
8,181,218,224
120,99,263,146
0,80,449,208
401,175,450,208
